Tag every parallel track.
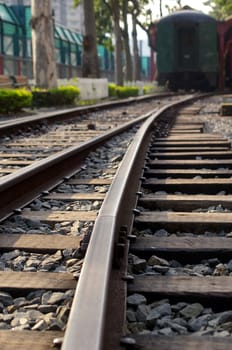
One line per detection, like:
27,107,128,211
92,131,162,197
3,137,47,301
0,93,180,178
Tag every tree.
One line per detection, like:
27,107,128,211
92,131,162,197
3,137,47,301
96,0,139,84
204,0,232,19
82,0,100,77
105,0,145,84
101,0,124,85
74,0,100,78
31,0,57,88
124,0,161,82
112,0,124,85
130,0,161,81
131,3,141,81
75,0,157,84
122,0,133,81
94,0,113,50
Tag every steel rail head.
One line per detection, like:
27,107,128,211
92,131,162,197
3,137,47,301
61,94,200,350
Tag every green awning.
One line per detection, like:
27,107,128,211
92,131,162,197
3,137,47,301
0,3,20,24
71,31,82,45
56,25,68,41
63,27,75,43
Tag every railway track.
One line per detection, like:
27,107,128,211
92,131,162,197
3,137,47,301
0,94,191,349
0,93,229,349
0,123,139,350
60,94,232,350
0,93,180,178
124,104,232,350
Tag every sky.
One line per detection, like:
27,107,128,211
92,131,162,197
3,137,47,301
151,0,211,19
165,1,211,14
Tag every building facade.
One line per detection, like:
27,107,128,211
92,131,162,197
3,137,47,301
2,0,84,33
0,1,150,81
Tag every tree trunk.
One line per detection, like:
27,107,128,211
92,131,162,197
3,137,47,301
112,0,124,85
132,13,141,81
82,0,100,78
122,0,133,82
31,0,57,88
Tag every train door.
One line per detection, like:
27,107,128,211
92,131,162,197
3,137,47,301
177,26,197,69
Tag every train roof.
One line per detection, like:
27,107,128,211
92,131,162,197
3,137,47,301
159,9,216,24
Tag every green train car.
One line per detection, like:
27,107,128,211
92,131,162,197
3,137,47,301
156,9,218,91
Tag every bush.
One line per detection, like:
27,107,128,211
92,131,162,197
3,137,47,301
32,85,80,107
0,88,32,113
115,86,139,98
143,85,155,94
49,86,80,105
108,84,139,98
32,90,50,108
108,83,117,97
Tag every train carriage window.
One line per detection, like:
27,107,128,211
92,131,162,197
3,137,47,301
177,27,197,68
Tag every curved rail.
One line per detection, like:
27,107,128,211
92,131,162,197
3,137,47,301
0,92,175,135
0,110,154,221
61,95,199,350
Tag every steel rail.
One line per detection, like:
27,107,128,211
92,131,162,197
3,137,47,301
61,95,199,350
0,108,157,222
0,92,175,135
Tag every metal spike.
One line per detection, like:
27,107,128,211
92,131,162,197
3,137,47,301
120,336,136,348
127,234,137,242
42,191,49,195
136,191,143,197
133,208,140,215
53,337,63,347
122,274,134,282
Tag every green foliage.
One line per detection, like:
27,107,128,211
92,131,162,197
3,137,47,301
142,85,155,94
32,86,80,107
109,82,166,99
0,88,32,113
117,86,139,98
116,86,139,98
204,0,232,19
108,83,117,97
74,0,113,48
49,86,80,105
94,0,113,48
109,85,139,98
110,83,159,98
32,90,50,108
